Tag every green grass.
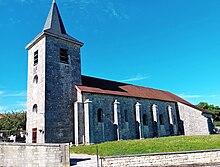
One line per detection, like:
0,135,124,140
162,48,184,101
70,135,220,156
214,121,220,126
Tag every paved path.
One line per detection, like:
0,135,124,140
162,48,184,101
70,153,98,167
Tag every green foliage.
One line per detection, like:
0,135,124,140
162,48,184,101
197,102,220,123
70,135,220,156
0,111,26,133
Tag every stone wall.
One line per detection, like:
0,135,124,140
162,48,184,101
26,32,82,143
100,149,220,167
76,93,180,144
75,91,213,145
44,35,81,143
0,143,69,167
178,102,210,136
26,36,46,143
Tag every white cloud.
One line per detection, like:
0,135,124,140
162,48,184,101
61,0,129,20
16,101,27,108
0,106,7,112
0,91,26,97
8,18,21,25
178,94,203,99
178,94,220,99
120,74,150,82
207,95,220,98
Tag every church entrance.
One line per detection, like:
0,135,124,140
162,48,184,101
32,128,37,143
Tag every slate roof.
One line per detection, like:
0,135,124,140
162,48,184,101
26,0,83,50
43,0,66,34
77,75,207,112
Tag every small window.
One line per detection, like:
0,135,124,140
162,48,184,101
159,114,164,125
124,110,128,122
33,104,38,113
60,48,69,64
143,114,148,126
33,75,38,84
34,50,38,66
97,108,103,122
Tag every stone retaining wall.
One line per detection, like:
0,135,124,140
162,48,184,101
0,143,69,167
100,149,220,167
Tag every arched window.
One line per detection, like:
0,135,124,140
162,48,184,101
33,75,38,84
143,114,148,126
97,108,103,122
33,104,38,113
159,114,164,125
124,110,128,122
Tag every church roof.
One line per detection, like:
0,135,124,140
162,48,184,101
43,0,83,44
43,0,66,34
77,75,207,112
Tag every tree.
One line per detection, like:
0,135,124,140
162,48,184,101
197,102,209,110
0,111,26,133
197,102,220,122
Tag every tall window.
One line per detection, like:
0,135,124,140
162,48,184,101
33,104,38,113
97,108,103,122
60,48,69,64
159,114,164,125
124,110,128,122
34,50,38,66
33,75,38,84
143,114,148,126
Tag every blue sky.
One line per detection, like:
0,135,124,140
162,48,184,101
0,0,220,112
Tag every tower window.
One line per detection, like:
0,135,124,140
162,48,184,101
33,75,38,84
97,108,103,122
34,50,38,66
33,104,38,113
143,114,148,126
60,48,69,64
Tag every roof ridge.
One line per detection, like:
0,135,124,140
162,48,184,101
82,75,170,92
82,75,130,85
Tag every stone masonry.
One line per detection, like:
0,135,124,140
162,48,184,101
0,143,69,167
26,1,83,143
74,92,211,145
100,149,220,167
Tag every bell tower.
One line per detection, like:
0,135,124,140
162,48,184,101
26,0,83,143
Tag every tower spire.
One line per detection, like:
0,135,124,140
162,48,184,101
26,0,83,50
43,0,66,34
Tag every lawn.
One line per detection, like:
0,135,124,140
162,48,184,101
70,135,220,156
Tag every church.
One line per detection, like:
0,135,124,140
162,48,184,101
26,1,214,145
